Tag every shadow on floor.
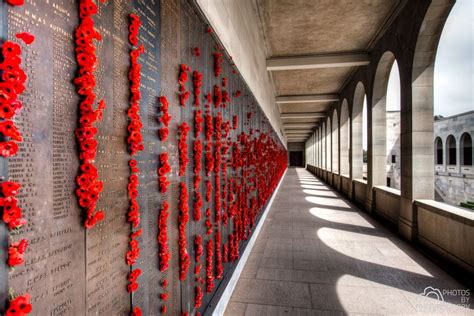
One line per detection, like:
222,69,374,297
225,167,473,315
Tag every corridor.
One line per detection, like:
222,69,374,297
225,168,471,315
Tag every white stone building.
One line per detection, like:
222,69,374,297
434,111,474,207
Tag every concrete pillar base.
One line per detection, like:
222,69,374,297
399,216,417,241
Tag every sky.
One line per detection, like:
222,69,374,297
362,0,473,149
433,0,473,117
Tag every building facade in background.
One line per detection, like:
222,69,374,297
434,111,474,208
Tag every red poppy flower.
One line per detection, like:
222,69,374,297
0,141,19,157
15,32,35,45
8,239,28,267
0,181,21,197
131,307,142,316
6,294,32,316
2,41,21,57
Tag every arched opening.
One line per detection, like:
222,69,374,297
332,110,339,173
447,135,457,165
352,82,367,180
319,122,326,169
371,51,396,188
460,133,472,166
326,118,332,171
340,100,349,176
435,137,443,165
386,61,401,189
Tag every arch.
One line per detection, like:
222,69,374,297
435,137,443,165
352,82,366,179
460,133,472,166
408,0,455,204
386,60,401,189
446,135,456,165
326,116,332,171
340,99,350,176
371,51,396,186
331,109,339,173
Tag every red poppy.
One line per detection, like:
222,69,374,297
0,141,19,157
8,239,28,267
131,307,142,316
0,181,21,197
15,32,35,45
6,294,32,316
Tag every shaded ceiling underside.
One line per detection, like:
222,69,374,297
255,0,401,143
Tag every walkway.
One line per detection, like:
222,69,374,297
224,168,472,315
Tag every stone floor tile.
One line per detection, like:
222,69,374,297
232,279,312,308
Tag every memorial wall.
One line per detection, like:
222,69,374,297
0,0,287,315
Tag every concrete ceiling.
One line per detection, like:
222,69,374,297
255,0,401,142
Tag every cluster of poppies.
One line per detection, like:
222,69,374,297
194,110,203,136
215,231,223,280
1,181,25,230
127,165,140,228
228,234,239,261
128,13,141,46
205,240,214,292
178,122,190,176
195,285,203,309
204,113,214,176
193,187,202,222
205,207,212,236
222,90,230,108
5,293,32,316
0,40,27,158
8,238,28,267
178,182,190,281
158,153,171,193
178,64,191,106
160,279,169,314
127,268,142,293
223,243,229,263
158,201,170,271
0,16,33,311
127,46,145,155
192,71,202,107
213,85,222,108
194,235,204,309
126,228,142,266
213,51,223,77
73,0,106,229
158,96,171,141
204,93,212,109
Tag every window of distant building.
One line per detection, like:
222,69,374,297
435,137,443,165
460,133,472,166
447,135,457,165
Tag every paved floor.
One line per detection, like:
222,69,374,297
224,168,472,315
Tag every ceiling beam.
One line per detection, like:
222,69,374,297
281,112,326,119
276,94,338,104
283,123,317,128
285,130,313,133
267,53,370,71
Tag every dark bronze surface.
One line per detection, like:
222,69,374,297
0,1,281,315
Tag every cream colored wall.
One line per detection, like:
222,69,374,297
196,0,286,146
